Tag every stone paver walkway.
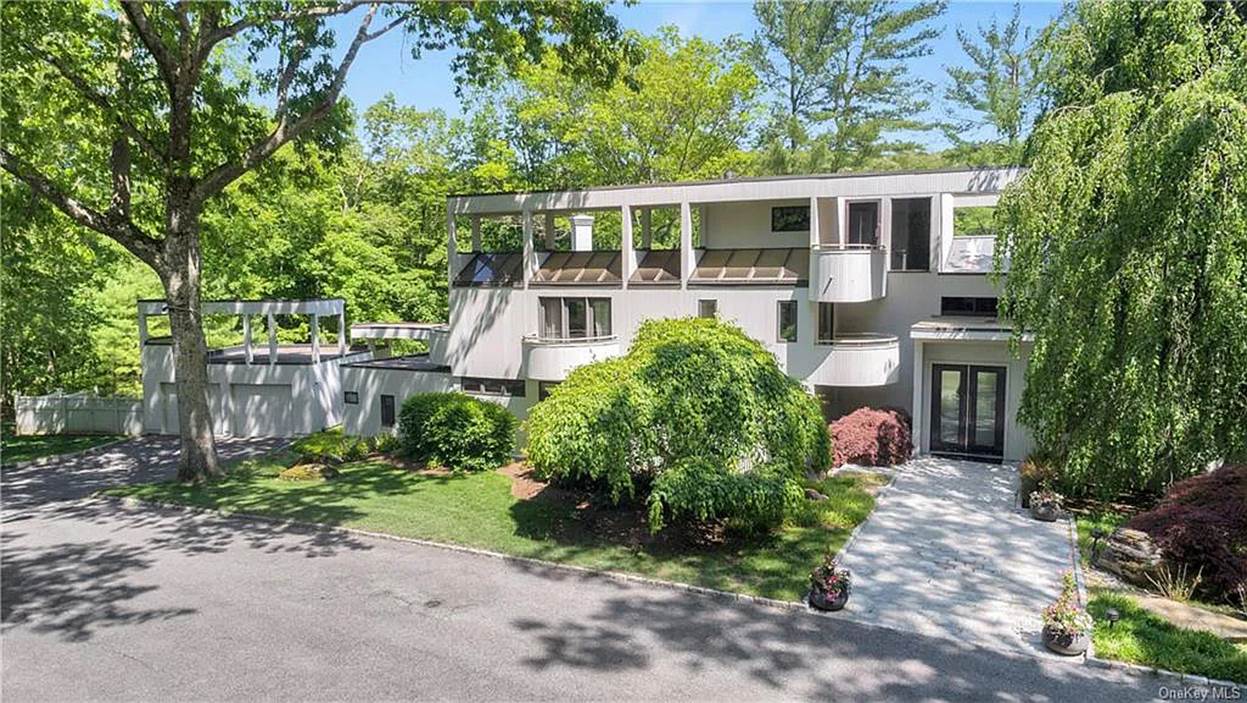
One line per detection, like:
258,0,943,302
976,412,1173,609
836,456,1075,656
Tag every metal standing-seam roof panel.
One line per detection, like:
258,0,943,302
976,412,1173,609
690,247,809,286
630,249,681,284
453,252,524,287
532,250,622,286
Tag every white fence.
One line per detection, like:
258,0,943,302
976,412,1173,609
15,393,143,436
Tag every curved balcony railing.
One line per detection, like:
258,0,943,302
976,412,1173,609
806,333,900,387
521,335,620,381
809,243,888,303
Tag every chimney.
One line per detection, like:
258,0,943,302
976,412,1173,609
569,214,594,252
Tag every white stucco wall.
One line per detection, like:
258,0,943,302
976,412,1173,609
340,363,457,437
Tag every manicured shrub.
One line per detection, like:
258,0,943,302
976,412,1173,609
398,392,517,472
527,318,830,530
829,407,911,467
1127,464,1247,602
291,428,368,465
646,458,804,534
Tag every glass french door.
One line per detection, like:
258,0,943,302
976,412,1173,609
930,364,1006,458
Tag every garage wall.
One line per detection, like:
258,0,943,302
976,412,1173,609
341,365,457,437
143,343,371,438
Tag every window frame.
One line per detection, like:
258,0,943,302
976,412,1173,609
940,296,999,317
845,199,881,246
770,205,811,233
817,302,835,344
697,299,718,318
538,296,613,340
460,377,525,397
344,390,360,405
380,394,396,428
889,196,932,271
777,300,798,343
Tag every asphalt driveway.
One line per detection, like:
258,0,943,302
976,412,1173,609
1,441,1159,701
1,436,285,511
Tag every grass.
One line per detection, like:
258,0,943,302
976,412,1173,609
105,456,887,602
1088,589,1247,684
1,423,122,467
1073,511,1129,565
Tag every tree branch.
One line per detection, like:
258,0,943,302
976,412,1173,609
31,46,166,162
202,1,371,53
0,148,162,266
119,1,177,92
194,3,397,201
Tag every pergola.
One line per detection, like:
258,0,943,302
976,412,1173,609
136,298,347,364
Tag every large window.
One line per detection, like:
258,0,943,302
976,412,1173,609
539,297,612,339
847,201,879,246
698,299,718,318
940,296,998,317
771,205,810,233
817,302,835,343
777,300,798,342
890,198,931,271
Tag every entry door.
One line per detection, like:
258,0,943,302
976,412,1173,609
930,364,1006,458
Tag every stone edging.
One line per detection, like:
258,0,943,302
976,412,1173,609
2,435,135,471
1085,655,1243,691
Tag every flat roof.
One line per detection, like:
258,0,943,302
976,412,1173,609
910,316,1033,343
450,166,1022,199
344,354,451,373
205,344,367,365
448,166,1023,215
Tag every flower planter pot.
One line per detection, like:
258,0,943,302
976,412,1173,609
808,584,850,611
1042,626,1089,656
1031,502,1061,522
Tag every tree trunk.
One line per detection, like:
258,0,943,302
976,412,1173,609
161,218,221,482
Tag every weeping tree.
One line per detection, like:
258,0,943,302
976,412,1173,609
995,0,1247,495
0,1,629,481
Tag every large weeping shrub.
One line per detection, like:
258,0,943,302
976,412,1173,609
526,317,830,531
995,2,1247,496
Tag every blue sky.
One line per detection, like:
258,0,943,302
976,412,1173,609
332,1,1064,149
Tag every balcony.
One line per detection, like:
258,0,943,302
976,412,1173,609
809,244,887,303
806,334,900,387
522,335,620,381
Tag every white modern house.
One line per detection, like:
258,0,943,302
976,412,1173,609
341,167,1036,462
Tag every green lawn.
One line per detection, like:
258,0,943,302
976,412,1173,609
1089,589,1247,684
1,424,122,467
1073,511,1129,564
106,457,885,601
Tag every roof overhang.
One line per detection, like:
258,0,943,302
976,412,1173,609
449,167,1024,216
909,317,1033,343
137,298,344,316
350,322,448,341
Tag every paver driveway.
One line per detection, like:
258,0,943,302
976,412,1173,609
836,457,1074,655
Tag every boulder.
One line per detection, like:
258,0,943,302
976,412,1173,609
1094,528,1165,586
805,488,829,502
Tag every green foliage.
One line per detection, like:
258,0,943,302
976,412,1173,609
953,206,998,237
278,464,339,482
398,392,516,472
464,26,758,189
647,458,803,534
996,1,1247,495
943,3,1040,159
291,428,369,465
1089,589,1247,684
527,317,830,531
751,0,947,173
